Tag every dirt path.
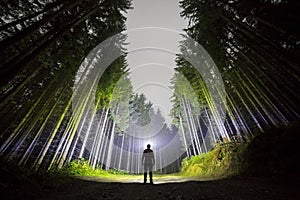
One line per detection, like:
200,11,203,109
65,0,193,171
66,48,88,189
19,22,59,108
40,175,298,200
2,174,299,199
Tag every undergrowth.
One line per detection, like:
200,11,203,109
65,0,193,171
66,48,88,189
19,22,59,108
180,120,300,178
57,158,128,176
180,141,247,177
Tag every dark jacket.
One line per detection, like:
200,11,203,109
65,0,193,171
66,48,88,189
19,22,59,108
142,149,155,165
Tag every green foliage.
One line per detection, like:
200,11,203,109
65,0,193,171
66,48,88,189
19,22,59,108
130,93,152,126
0,0,132,170
59,159,102,176
107,169,128,175
96,55,130,109
179,0,300,136
181,141,247,177
180,121,300,178
58,158,128,176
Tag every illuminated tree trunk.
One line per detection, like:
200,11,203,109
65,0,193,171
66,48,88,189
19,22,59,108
18,86,67,166
117,132,125,170
179,113,190,158
180,95,196,155
105,104,119,170
92,107,109,168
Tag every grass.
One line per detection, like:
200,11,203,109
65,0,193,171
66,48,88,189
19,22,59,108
56,158,186,181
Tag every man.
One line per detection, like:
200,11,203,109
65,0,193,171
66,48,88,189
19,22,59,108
142,144,155,184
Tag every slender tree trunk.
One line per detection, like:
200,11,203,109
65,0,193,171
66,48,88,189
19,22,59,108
0,0,65,32
0,6,98,90
19,86,67,166
0,0,82,50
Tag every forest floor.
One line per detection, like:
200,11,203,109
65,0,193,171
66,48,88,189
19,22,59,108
1,173,299,200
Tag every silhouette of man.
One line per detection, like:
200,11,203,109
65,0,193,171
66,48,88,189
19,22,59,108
142,144,155,184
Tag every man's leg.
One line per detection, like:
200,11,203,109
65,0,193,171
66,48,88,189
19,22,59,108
149,164,153,184
143,165,147,183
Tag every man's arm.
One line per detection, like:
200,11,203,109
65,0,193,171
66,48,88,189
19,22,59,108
151,152,155,165
142,152,145,165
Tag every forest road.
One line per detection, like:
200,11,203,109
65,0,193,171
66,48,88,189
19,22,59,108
40,175,299,200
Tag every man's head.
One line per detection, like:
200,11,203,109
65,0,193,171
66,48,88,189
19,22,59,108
147,144,151,149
